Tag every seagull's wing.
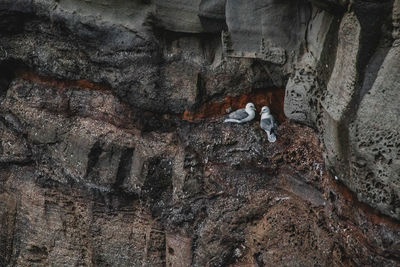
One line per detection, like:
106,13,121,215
228,108,249,120
261,117,274,131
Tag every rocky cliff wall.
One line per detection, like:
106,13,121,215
0,0,399,266
285,0,400,220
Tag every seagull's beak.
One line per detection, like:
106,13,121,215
259,111,262,115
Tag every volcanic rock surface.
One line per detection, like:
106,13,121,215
0,0,399,266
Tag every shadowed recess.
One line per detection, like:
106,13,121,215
183,88,285,122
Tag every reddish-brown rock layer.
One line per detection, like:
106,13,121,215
183,88,285,122
17,70,111,93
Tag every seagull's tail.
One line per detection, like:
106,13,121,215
266,131,276,143
224,119,241,123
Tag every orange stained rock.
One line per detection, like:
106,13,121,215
17,69,110,93
183,88,286,122
328,178,400,229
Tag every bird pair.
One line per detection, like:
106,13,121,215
224,102,278,143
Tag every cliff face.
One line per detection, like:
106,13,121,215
0,0,399,266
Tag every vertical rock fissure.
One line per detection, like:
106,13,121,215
85,141,103,178
113,147,134,191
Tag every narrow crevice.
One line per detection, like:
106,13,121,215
192,72,206,111
85,141,103,178
351,1,393,110
113,147,134,191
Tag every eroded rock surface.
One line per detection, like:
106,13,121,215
0,0,399,266
284,0,400,220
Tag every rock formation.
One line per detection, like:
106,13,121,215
0,0,399,266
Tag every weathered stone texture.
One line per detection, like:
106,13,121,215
284,1,400,220
225,0,310,59
0,0,400,266
349,44,400,218
284,8,335,125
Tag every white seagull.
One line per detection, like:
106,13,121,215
260,106,278,142
224,103,256,123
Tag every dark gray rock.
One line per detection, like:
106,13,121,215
284,8,336,126
0,120,30,163
154,0,203,33
225,0,311,64
0,0,400,265
309,0,348,13
199,0,227,32
349,44,400,218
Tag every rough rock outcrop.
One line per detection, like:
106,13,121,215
285,0,400,220
0,0,399,266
